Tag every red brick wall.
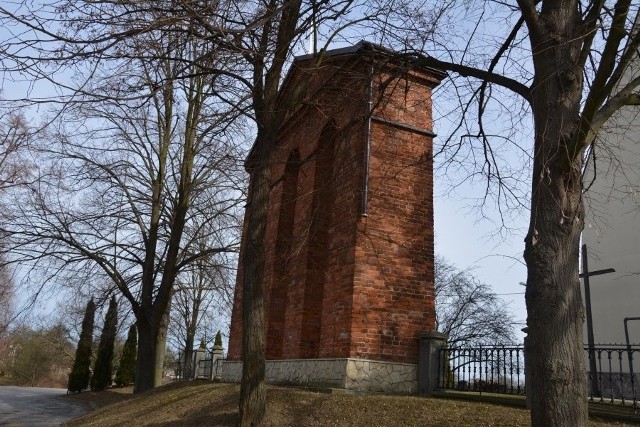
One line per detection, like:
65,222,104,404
228,51,441,364
351,72,437,364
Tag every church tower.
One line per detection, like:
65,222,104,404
226,42,445,392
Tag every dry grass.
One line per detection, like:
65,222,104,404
64,386,135,409
64,381,638,427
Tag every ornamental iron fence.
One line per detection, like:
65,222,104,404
438,343,639,412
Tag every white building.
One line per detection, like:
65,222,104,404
582,97,640,347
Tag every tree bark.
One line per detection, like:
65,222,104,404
524,168,587,426
524,11,588,423
238,136,271,427
133,292,173,393
134,317,159,393
154,297,172,386
184,334,195,379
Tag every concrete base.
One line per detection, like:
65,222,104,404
221,358,417,393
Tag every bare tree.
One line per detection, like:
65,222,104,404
0,254,13,338
435,256,516,347
0,1,373,404
203,2,395,424
0,113,29,191
232,0,305,420
0,112,31,336
376,1,640,425
199,2,442,421
170,243,235,377
1,21,245,392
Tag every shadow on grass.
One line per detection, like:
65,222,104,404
63,387,134,408
146,390,239,427
68,381,241,427
69,382,638,427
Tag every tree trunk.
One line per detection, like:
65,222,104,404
523,5,589,424
154,300,171,386
133,297,172,393
184,333,195,379
238,137,270,427
183,286,200,379
134,318,159,393
525,70,587,427
524,182,587,426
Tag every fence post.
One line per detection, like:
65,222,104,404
210,343,224,381
194,342,207,379
418,331,448,395
522,327,531,409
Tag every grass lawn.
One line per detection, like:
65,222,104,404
64,381,639,427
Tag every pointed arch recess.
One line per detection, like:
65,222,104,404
267,149,300,358
300,120,338,358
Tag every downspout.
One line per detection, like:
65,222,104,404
361,65,373,216
624,316,640,412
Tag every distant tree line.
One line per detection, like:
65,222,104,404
0,323,73,388
0,294,139,390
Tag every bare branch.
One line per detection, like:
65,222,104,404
414,55,532,102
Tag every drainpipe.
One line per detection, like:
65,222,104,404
361,65,373,217
624,316,640,411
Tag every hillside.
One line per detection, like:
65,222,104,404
64,381,632,427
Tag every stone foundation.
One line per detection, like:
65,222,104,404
220,358,417,393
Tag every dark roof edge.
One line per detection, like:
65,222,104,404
294,40,448,80
294,40,371,62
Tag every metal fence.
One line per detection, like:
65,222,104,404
587,345,639,408
438,345,525,395
438,344,639,411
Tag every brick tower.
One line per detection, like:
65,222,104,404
225,42,445,392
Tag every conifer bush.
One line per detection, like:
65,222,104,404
67,298,96,393
91,296,118,391
214,330,223,349
115,324,137,387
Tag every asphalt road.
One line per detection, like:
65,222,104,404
0,386,90,426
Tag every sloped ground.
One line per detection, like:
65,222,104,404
64,381,637,427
